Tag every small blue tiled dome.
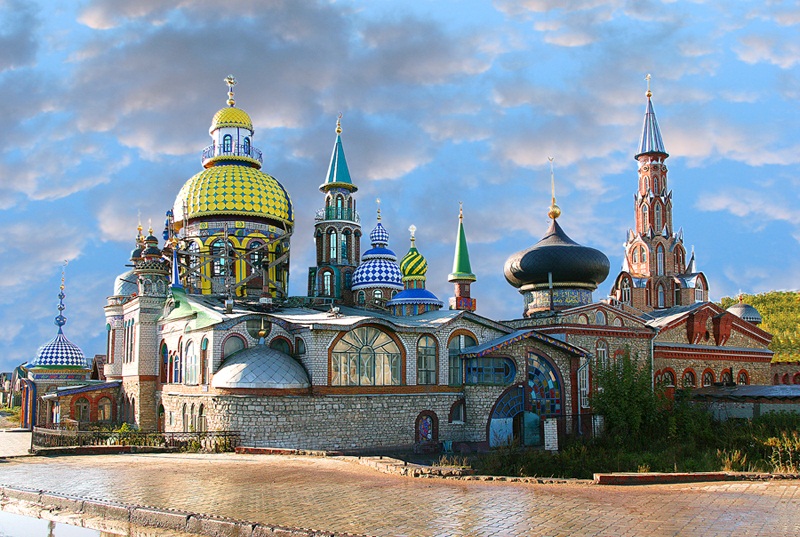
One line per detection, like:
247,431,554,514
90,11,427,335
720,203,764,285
28,331,89,369
352,258,403,289
370,222,389,245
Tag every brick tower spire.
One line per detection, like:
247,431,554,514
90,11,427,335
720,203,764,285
448,203,477,311
610,76,708,311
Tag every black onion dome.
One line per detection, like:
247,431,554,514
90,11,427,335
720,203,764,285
504,219,610,290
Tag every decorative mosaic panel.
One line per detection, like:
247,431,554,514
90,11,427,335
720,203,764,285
527,353,562,417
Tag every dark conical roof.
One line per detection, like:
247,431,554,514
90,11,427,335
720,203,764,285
504,219,610,290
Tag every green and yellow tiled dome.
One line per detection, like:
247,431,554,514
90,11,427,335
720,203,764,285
173,164,293,225
210,107,254,133
400,245,427,279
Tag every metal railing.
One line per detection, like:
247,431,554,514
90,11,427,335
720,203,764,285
314,207,360,223
202,144,263,165
33,427,240,453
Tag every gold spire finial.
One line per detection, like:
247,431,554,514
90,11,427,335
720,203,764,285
459,201,463,222
376,198,381,222
547,156,561,219
60,260,68,292
225,75,237,107
336,113,343,135
645,73,652,99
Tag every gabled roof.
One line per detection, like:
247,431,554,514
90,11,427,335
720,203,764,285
460,329,586,359
645,301,773,345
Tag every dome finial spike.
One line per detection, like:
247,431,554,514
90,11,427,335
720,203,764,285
547,156,561,220
55,260,68,332
409,224,416,246
376,198,381,222
459,201,463,222
645,73,652,99
336,113,342,135
225,74,237,107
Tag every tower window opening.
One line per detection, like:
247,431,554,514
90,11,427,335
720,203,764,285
695,280,704,302
653,177,659,195
641,205,649,232
223,134,232,153
322,271,333,296
243,136,251,155
655,204,662,232
656,245,664,275
329,230,338,262
657,284,665,308
621,279,631,304
336,196,344,219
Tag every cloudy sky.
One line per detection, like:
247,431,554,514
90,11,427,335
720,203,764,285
2,0,798,373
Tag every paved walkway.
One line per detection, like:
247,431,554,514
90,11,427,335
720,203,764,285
1,453,799,536
0,431,30,458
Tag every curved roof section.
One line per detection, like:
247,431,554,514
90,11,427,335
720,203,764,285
400,246,427,278
352,258,403,290
210,107,253,133
113,269,138,297
504,219,610,290
211,345,310,389
386,288,442,306
28,332,89,369
727,301,763,324
173,164,293,225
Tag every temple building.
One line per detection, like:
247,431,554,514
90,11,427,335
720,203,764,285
21,77,774,451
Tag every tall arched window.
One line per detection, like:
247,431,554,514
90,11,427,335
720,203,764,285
695,279,705,302
248,241,263,275
682,369,696,388
657,245,665,275
657,284,665,308
641,205,649,231
527,353,562,417
223,134,232,152
200,337,209,385
594,311,606,325
640,246,647,264
322,271,333,296
186,241,200,290
621,279,631,303
243,136,250,155
329,230,338,261
75,398,90,423
331,326,402,386
98,397,112,422
448,332,477,386
595,340,608,368
185,340,197,385
417,336,437,385
357,290,366,305
655,204,662,232
336,196,344,219
373,289,383,301
211,239,227,276
342,231,350,263
160,342,168,384
653,177,660,195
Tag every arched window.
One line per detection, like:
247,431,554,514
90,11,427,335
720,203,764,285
322,271,333,296
738,371,749,385
416,411,438,443
613,317,622,327
702,370,714,387
640,246,647,264
248,241,263,275
357,290,366,305
243,136,250,155
342,230,351,263
657,245,665,275
160,342,168,384
295,338,306,355
222,335,245,359
793,373,800,385
595,340,609,368
695,279,705,302
783,373,791,384
417,336,437,385
270,337,292,355
641,205,649,231
223,134,232,152
449,399,466,423
344,271,352,291
200,337,209,385
75,398,90,423
331,326,402,386
329,230,338,261
657,284,665,308
632,248,638,263
175,339,183,384
682,370,696,387
373,289,383,301
653,177,659,195
448,332,477,386
662,370,675,387
336,196,344,219
721,369,732,384
655,204,662,232
211,239,227,276
98,397,112,422
577,314,588,325
527,353,562,417
197,404,206,432
594,311,606,325
182,403,189,432
185,340,197,385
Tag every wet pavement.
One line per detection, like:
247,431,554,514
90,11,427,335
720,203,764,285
0,453,799,536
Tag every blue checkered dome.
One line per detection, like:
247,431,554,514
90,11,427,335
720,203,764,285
352,220,403,290
370,222,389,246
29,330,89,369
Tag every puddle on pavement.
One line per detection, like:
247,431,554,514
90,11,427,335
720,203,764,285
0,505,198,537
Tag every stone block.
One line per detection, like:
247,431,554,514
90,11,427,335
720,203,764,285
187,514,255,537
82,499,132,522
131,506,190,530
40,492,84,513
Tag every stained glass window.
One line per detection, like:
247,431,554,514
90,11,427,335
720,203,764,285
527,353,562,417
465,357,516,385
331,326,402,386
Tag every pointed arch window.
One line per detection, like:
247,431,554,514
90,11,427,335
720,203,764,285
653,177,660,195
656,244,665,275
223,134,232,153
621,279,631,304
655,204,663,232
640,246,647,264
329,230,338,262
243,136,251,156
657,284,665,308
641,205,649,231
185,340,198,385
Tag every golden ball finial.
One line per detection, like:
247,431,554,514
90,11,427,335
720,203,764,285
225,75,237,107
548,203,561,220
336,113,342,135
645,73,652,99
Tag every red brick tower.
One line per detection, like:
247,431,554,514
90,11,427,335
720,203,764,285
610,77,709,312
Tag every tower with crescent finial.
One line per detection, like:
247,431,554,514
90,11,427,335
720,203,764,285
609,77,709,312
308,115,362,304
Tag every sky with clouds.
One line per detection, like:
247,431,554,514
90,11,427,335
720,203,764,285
1,0,798,373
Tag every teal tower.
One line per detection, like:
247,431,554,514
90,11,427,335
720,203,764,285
448,204,477,311
308,116,362,304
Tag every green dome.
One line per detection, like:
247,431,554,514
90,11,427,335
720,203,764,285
400,245,427,279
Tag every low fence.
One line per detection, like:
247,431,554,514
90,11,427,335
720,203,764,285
32,427,241,453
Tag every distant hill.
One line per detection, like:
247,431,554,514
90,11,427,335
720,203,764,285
719,291,800,363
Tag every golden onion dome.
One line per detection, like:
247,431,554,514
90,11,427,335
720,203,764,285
173,164,293,226
210,107,254,134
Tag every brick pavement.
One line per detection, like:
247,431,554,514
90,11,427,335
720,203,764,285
0,453,798,537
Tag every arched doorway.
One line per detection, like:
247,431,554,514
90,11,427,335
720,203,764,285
157,404,165,432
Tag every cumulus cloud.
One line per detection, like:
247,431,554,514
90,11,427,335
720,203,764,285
735,35,800,68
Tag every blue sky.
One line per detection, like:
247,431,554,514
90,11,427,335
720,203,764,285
1,0,798,373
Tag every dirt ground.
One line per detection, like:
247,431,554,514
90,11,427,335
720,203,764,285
0,409,19,429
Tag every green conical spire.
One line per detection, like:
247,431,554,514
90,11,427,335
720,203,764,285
320,115,357,192
448,203,476,282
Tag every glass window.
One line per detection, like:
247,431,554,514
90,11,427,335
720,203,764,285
329,230,338,261
322,271,333,296
331,326,402,386
344,271,352,290
695,280,704,302
657,245,664,275
223,134,232,152
223,335,245,359
374,289,383,301
357,290,366,305
702,370,714,387
295,338,306,355
721,370,732,384
185,341,198,385
248,241,263,274
465,357,516,385
594,311,606,325
640,246,646,263
417,336,437,385
449,400,465,423
211,239,227,276
657,284,665,308
641,205,648,231
448,333,477,386
98,397,112,422
243,137,250,155
160,342,168,383
186,241,200,290
682,370,696,387
595,341,608,368
270,338,292,355
75,398,90,423
737,371,749,385
527,353,562,417
655,204,662,231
